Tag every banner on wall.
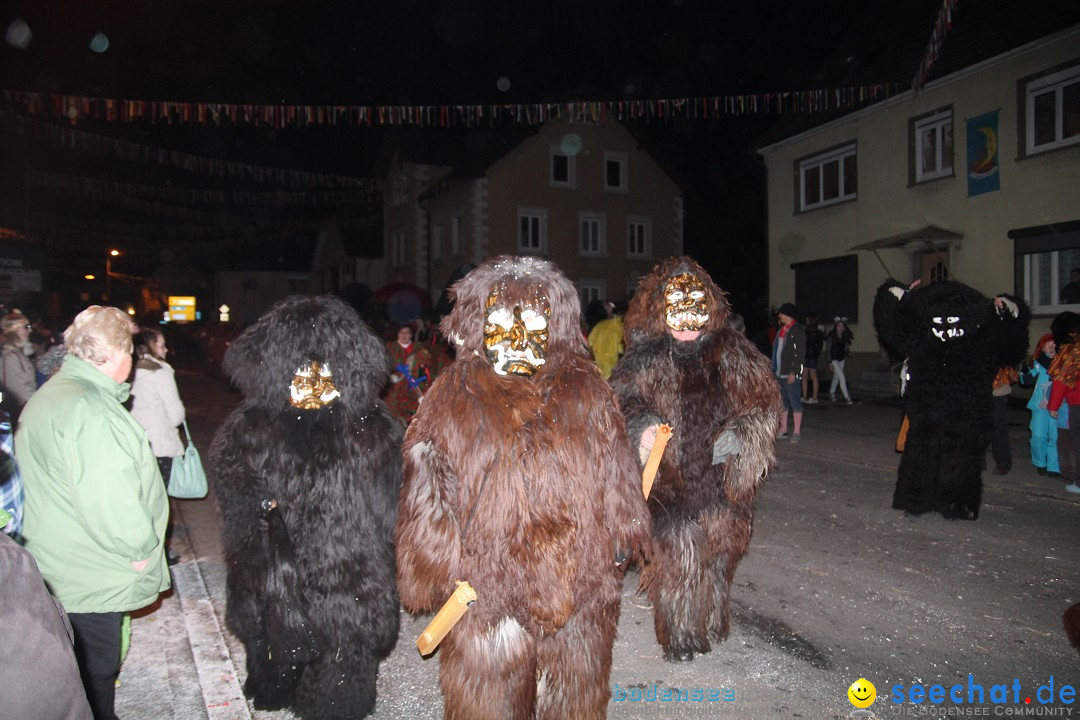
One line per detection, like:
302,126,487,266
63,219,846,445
966,110,1000,197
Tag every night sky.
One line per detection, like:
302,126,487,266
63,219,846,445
0,0,863,314
1,1,859,102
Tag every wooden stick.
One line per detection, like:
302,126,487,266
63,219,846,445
416,580,477,656
642,423,673,500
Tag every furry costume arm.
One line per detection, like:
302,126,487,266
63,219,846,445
396,429,462,614
609,361,666,468
585,370,652,565
208,411,272,641
991,293,1031,367
361,410,404,546
709,330,782,503
874,279,917,359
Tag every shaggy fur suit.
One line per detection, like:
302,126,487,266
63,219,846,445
610,257,781,661
874,279,1029,520
210,295,402,719
395,257,652,720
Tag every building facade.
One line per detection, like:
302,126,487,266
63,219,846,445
759,25,1080,390
384,119,684,309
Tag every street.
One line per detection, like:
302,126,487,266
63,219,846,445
115,365,1080,719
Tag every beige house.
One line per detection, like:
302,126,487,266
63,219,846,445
384,119,684,308
758,11,1080,392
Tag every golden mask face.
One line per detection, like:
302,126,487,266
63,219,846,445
289,360,341,409
482,291,550,377
664,272,709,338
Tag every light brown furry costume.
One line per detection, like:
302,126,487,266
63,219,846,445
610,256,780,660
395,256,651,720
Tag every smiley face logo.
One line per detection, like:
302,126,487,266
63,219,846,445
847,678,876,708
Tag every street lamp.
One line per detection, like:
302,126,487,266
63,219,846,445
106,249,119,301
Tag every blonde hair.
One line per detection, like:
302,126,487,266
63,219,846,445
1,310,28,335
63,306,137,364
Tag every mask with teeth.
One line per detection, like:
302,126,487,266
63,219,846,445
483,290,550,376
289,360,341,408
664,272,710,342
930,315,966,342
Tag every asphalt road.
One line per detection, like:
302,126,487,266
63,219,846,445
114,365,1080,720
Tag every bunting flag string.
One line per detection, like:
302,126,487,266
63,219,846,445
913,0,959,92
1,84,905,132
22,208,374,244
0,111,382,191
27,169,379,207
29,174,331,226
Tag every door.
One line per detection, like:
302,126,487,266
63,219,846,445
918,247,951,285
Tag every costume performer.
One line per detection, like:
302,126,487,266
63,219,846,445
395,256,651,720
609,256,781,661
209,295,402,719
385,323,436,425
874,279,1029,520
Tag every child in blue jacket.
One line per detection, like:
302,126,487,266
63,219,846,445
1020,333,1064,476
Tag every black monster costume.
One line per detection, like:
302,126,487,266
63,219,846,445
209,295,402,718
874,279,1029,520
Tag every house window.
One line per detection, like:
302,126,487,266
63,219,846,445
1024,62,1080,155
1020,249,1080,312
432,221,443,261
579,212,606,256
450,213,463,256
604,152,628,192
912,109,953,183
799,143,857,211
550,146,576,188
627,216,652,259
518,207,547,254
391,229,407,266
578,279,606,307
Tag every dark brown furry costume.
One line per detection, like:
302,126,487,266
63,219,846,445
209,295,402,719
395,256,651,720
610,256,780,660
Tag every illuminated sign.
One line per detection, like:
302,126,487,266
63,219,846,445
168,295,196,322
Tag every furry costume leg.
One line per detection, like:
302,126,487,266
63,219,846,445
704,508,753,643
439,616,537,720
242,636,303,710
294,645,378,720
893,425,943,515
535,596,621,720
644,519,713,659
936,431,985,520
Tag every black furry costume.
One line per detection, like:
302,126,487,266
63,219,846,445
874,280,1029,520
609,257,780,661
209,295,402,719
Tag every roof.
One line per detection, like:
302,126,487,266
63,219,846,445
849,225,963,251
385,126,537,178
755,0,1080,150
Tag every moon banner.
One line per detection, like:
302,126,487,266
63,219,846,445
967,109,1000,197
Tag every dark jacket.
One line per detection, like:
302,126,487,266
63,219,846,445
774,322,805,378
805,325,824,361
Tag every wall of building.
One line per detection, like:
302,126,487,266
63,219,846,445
482,120,682,301
763,30,1080,357
216,271,316,326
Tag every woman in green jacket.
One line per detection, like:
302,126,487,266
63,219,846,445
17,306,170,720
